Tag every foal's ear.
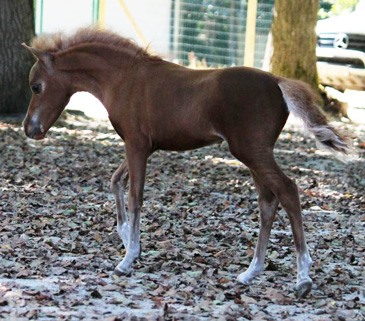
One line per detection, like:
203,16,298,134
22,43,53,68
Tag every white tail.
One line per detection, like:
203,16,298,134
278,79,355,158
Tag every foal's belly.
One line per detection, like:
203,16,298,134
155,133,224,152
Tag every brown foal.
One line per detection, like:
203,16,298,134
22,28,351,298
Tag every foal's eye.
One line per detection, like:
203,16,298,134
31,84,42,94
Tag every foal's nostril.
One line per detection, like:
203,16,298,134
28,127,38,139
24,117,44,139
26,126,45,140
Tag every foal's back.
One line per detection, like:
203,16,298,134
138,63,287,152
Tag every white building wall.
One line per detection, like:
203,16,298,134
105,0,172,56
36,0,172,56
36,0,94,34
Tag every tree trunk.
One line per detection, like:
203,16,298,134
270,0,319,92
0,0,35,114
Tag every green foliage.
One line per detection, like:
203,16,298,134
319,0,359,19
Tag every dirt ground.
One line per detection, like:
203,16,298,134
0,110,364,320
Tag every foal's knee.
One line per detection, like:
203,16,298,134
258,172,298,202
271,178,301,212
258,188,277,205
277,178,298,198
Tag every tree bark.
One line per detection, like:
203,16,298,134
0,0,35,114
270,0,319,92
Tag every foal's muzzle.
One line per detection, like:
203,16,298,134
23,118,46,140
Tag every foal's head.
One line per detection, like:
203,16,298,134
22,45,72,140
22,28,160,140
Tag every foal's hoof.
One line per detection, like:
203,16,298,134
237,268,262,285
295,279,312,298
237,273,253,285
114,266,131,277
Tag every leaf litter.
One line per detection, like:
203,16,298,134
0,112,364,320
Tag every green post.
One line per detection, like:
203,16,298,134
35,0,44,34
92,0,100,23
39,0,44,34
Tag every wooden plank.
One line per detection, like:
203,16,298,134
118,0,149,47
98,0,106,28
244,0,258,67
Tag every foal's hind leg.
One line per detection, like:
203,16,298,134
254,159,312,297
111,159,130,249
237,171,279,284
232,149,313,297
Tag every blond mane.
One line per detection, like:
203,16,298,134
31,27,160,61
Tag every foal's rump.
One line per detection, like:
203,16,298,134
213,67,289,150
212,67,351,160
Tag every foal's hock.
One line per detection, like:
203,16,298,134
22,28,352,298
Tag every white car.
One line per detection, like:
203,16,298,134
316,4,365,90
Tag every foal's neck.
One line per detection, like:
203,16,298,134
56,44,138,108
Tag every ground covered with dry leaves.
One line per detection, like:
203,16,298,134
0,112,364,321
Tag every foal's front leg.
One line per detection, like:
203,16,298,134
111,159,130,248
115,143,149,276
